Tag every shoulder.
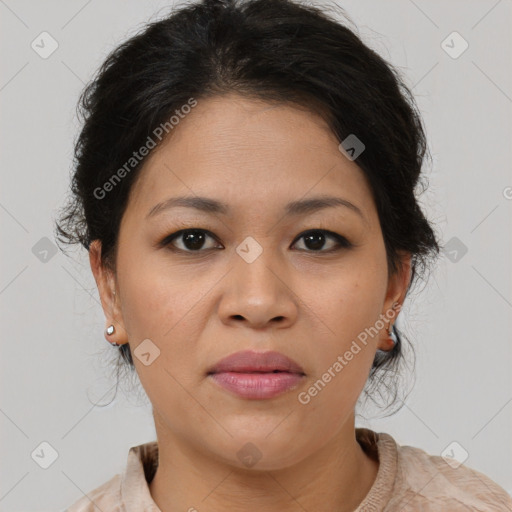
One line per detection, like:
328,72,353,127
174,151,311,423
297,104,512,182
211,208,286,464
65,473,123,512
387,435,512,511
64,440,159,511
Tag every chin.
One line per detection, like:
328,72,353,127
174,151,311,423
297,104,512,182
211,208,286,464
208,426,310,471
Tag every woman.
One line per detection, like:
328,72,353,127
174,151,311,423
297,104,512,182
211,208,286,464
56,0,512,510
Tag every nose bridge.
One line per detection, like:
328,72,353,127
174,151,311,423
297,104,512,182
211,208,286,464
219,236,297,327
233,235,284,299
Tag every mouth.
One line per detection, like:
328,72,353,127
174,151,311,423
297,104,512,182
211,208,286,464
207,349,305,375
206,350,306,400
207,371,305,400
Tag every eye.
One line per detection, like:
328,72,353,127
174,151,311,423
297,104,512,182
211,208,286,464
161,229,222,253
160,228,352,254
291,229,352,253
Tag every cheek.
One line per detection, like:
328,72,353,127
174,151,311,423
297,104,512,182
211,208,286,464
296,279,384,438
312,257,387,344
118,274,173,340
301,256,387,395
116,244,195,339
115,247,212,389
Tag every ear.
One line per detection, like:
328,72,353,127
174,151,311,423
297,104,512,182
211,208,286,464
89,239,128,346
376,251,412,351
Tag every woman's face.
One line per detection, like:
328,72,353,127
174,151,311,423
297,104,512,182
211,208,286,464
91,93,410,470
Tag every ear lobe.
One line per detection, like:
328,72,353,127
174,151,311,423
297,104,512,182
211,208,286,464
378,252,412,351
89,240,128,345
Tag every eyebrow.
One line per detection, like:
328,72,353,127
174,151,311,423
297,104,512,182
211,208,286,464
146,195,366,222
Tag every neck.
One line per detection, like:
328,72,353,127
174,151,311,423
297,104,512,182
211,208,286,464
148,411,379,512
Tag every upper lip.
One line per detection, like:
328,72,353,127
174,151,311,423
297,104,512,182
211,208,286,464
207,350,305,375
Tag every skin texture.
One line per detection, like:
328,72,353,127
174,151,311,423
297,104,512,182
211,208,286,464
89,93,411,512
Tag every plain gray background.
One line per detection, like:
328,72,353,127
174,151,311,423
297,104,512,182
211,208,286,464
1,0,511,510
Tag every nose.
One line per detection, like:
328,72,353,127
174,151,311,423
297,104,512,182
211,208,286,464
217,248,299,330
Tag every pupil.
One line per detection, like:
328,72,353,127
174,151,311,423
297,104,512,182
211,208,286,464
184,230,205,250
304,232,324,250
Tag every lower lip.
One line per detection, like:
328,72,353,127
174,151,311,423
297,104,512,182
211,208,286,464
208,372,304,399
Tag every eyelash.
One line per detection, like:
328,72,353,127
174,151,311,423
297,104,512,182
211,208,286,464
159,228,353,254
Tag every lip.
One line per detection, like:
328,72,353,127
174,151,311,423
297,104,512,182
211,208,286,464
207,350,305,375
207,350,306,400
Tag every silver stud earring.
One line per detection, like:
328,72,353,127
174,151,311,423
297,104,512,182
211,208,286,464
105,325,119,347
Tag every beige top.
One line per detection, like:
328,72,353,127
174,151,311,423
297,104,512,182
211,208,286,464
66,428,512,511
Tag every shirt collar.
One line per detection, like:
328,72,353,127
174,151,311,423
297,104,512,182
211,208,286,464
121,441,161,511
354,428,398,510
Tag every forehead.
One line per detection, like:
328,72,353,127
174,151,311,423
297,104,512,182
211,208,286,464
125,93,377,225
